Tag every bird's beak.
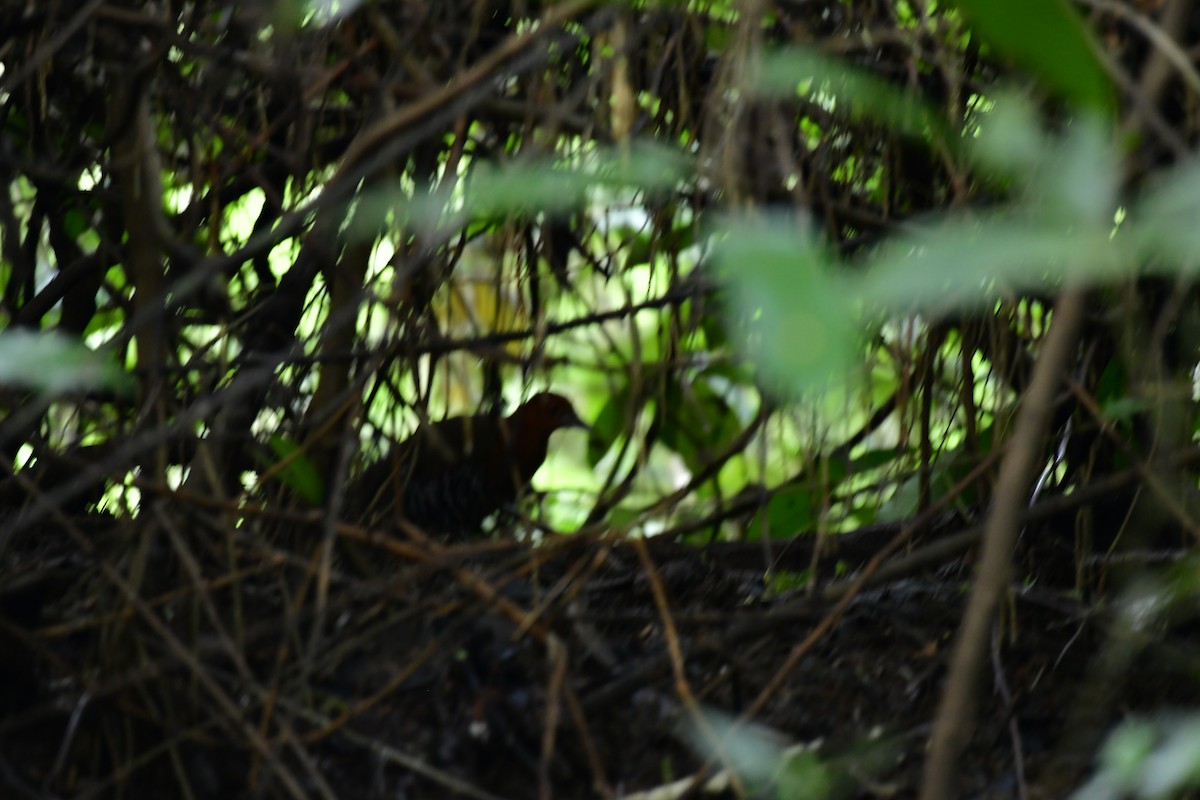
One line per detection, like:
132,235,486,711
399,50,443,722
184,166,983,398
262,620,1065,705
563,410,591,434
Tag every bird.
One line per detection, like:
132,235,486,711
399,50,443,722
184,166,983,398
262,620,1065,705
348,392,589,538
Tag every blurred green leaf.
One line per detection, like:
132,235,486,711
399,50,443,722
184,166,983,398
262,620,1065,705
713,218,861,394
1136,718,1200,797
713,98,1131,394
680,707,793,794
951,0,1113,112
1074,714,1200,800
586,390,629,467
62,208,89,239
679,706,894,800
1101,397,1144,425
265,435,325,505
1099,721,1158,790
878,442,986,523
659,379,742,474
857,215,1123,314
1038,115,1119,224
765,569,813,594
407,141,691,231
699,295,733,350
974,98,1113,226
303,0,366,27
850,447,905,473
748,484,814,539
777,751,838,800
970,99,1118,225
1133,159,1200,269
604,506,643,532
0,330,131,395
623,228,655,268
754,48,955,147
1094,360,1128,406
704,21,731,52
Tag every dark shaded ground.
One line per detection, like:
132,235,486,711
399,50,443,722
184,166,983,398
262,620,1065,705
2,480,1198,800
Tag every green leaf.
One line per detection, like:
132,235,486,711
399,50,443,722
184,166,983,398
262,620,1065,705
878,439,986,523
713,217,861,394
850,447,906,473
265,435,325,505
777,751,838,800
1132,159,1200,269
1098,721,1158,790
62,207,90,239
1094,358,1127,404
1098,398,1143,426
754,48,956,148
0,330,131,395
658,379,742,474
747,484,814,539
586,390,629,468
857,214,1124,314
404,141,691,231
681,706,894,799
970,98,1118,225
622,228,654,268
951,0,1113,112
1137,718,1200,797
698,294,733,350
604,506,644,532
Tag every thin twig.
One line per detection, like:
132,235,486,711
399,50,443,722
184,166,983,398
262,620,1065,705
920,288,1085,800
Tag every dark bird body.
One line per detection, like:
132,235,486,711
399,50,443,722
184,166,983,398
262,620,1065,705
350,392,587,538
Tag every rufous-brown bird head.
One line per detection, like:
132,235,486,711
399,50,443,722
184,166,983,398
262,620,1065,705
509,392,589,434
504,392,589,482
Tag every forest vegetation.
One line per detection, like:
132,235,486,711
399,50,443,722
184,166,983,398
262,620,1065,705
1,1,1200,798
